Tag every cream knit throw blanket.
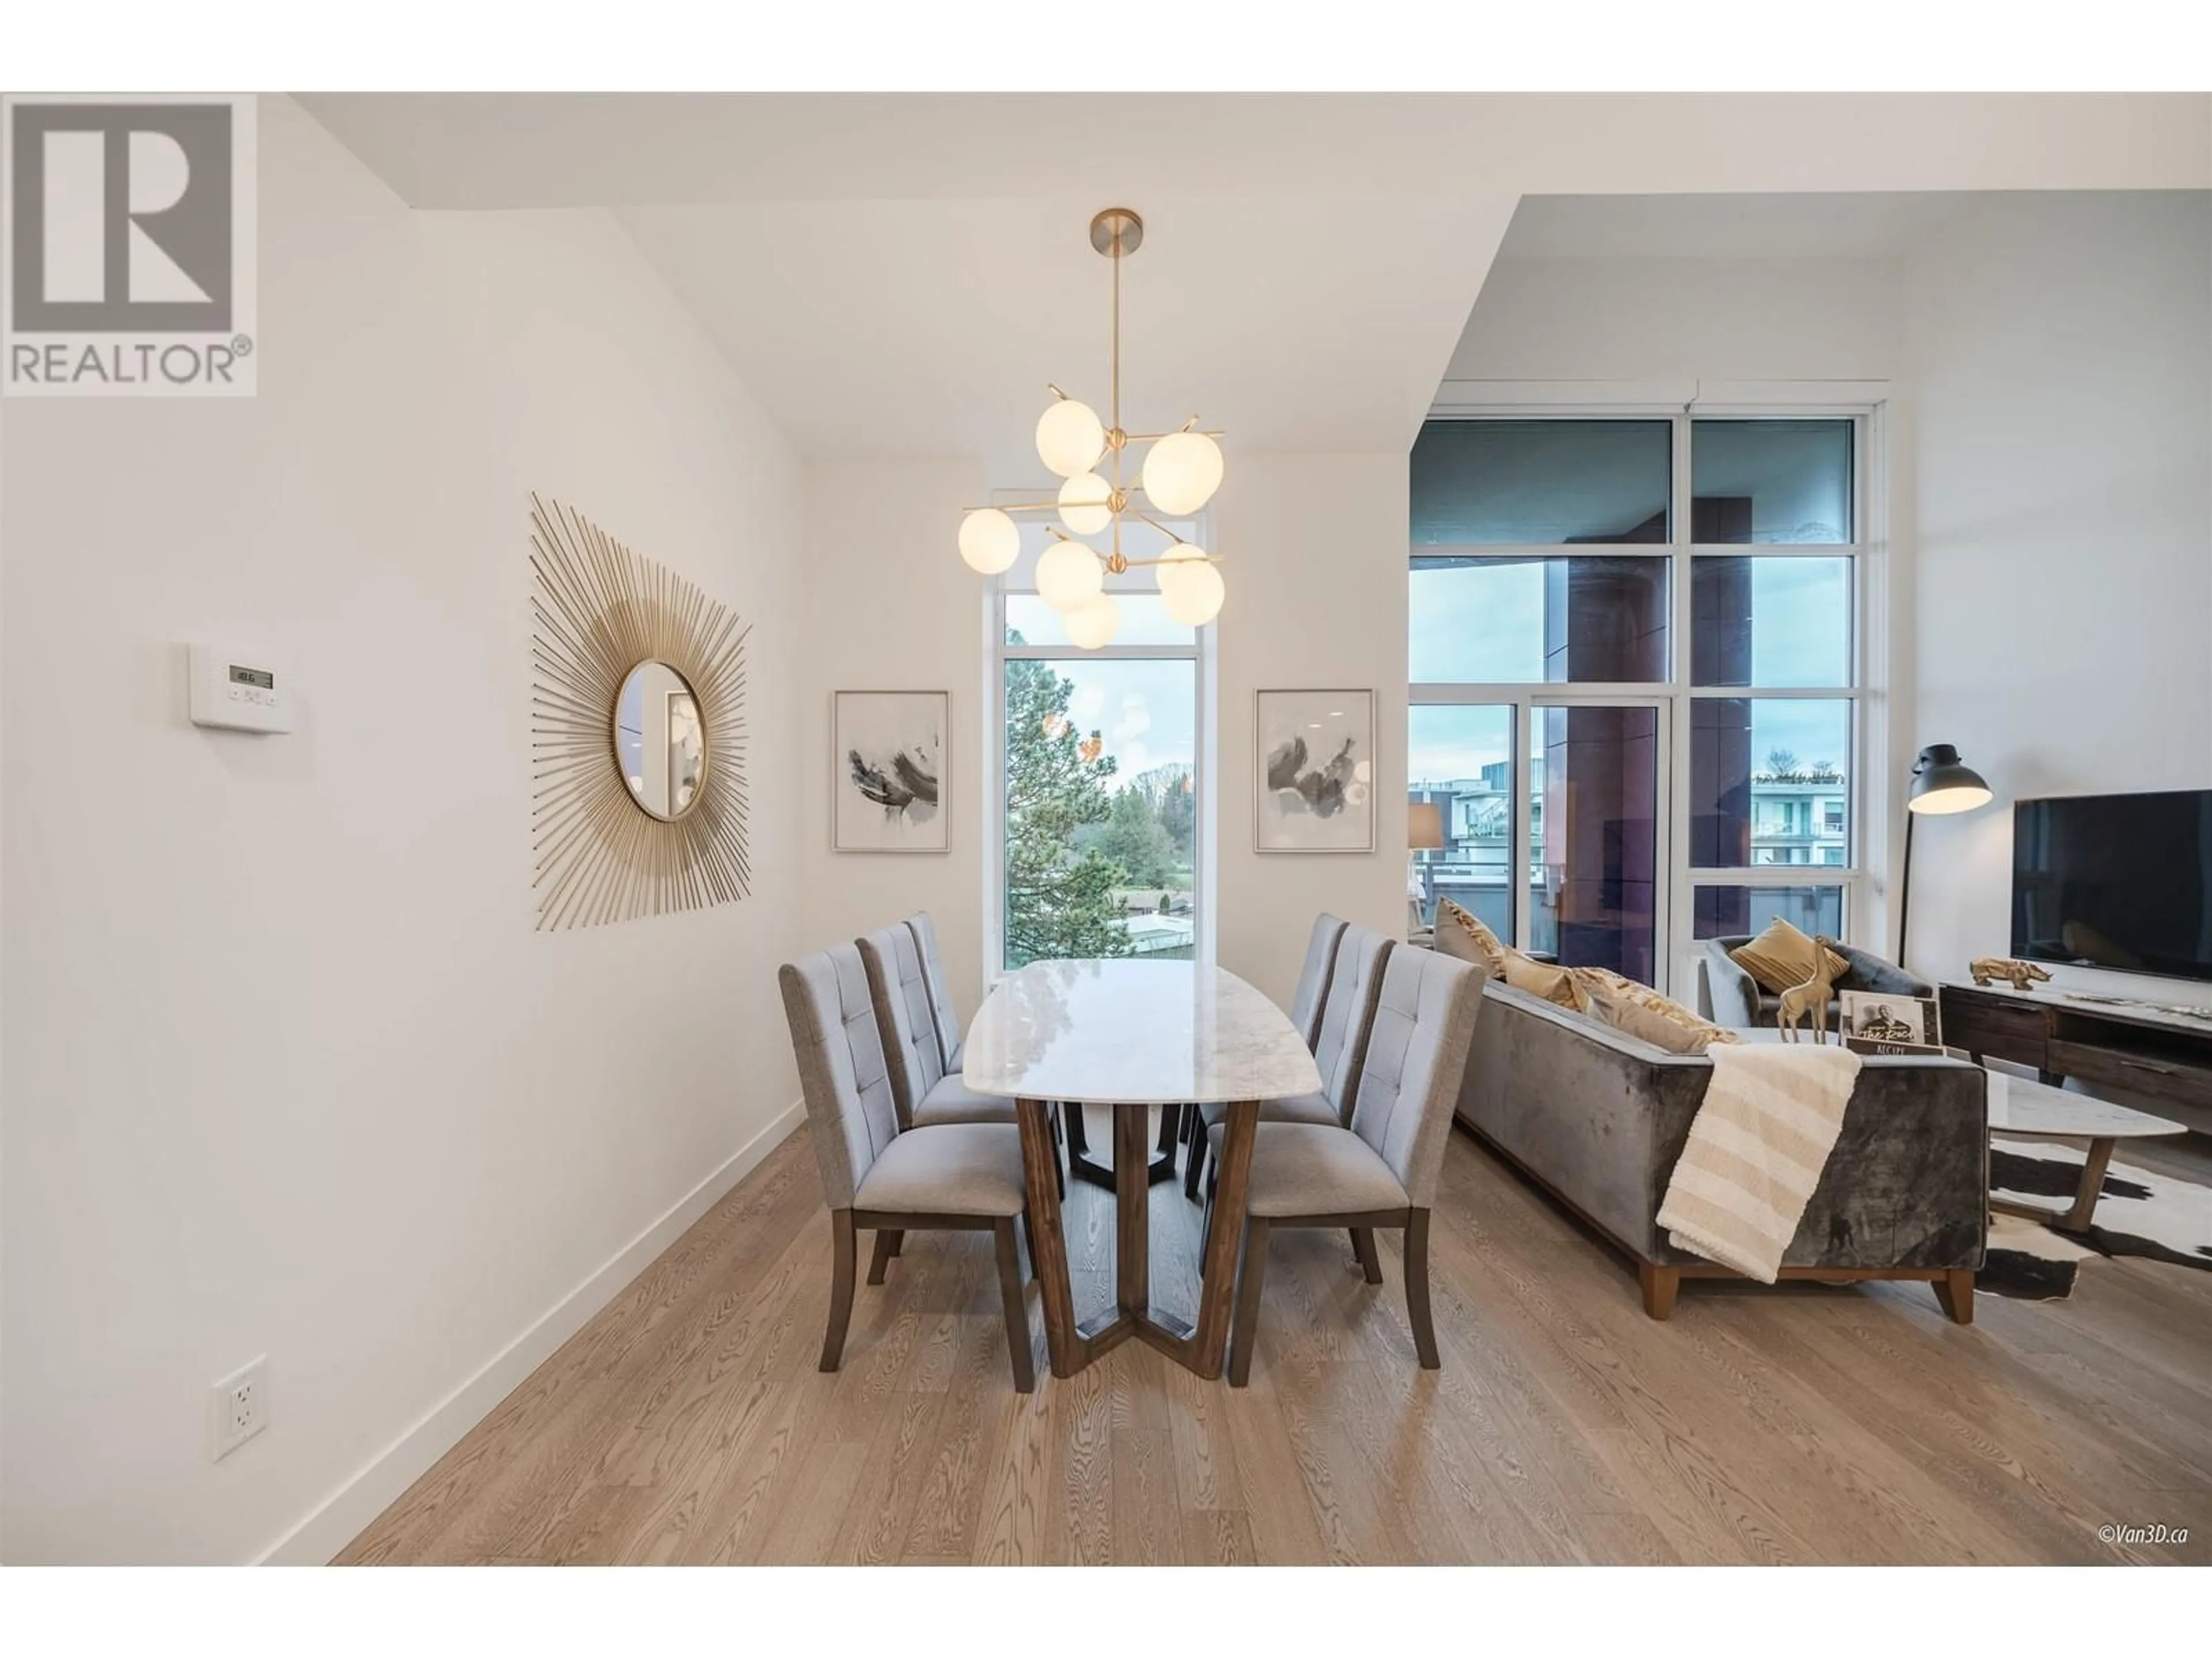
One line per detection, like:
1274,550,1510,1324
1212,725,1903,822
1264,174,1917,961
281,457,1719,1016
1657,1043,1861,1283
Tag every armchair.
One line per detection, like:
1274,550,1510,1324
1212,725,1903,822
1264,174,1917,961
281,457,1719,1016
1704,936,1933,1030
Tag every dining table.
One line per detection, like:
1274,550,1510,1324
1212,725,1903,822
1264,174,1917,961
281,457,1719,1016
962,957,1323,1381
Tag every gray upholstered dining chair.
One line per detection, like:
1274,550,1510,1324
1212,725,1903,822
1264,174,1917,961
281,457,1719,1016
1179,913,1347,1191
1215,946,1487,1386
903,911,964,1074
779,944,1036,1392
1185,921,1388,1199
859,925,1014,1128
863,920,1063,1200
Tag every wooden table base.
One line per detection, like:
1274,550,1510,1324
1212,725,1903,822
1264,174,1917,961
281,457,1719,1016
1018,1097,1256,1380
1062,1101,1180,1191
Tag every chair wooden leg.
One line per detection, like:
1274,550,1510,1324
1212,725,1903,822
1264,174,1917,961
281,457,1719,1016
993,1217,1036,1392
1933,1267,1975,1326
1638,1260,1681,1321
1404,1209,1439,1369
1183,1121,1208,1199
1228,1218,1271,1387
1021,1209,1038,1283
866,1229,901,1285
820,1209,857,1372
1156,1103,1181,1158
1048,1104,1066,1199
1350,1226,1384,1284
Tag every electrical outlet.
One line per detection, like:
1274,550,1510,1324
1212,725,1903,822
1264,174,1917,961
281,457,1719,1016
210,1357,269,1461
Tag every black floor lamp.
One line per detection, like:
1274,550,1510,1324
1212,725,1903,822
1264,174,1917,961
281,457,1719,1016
1898,743,1993,972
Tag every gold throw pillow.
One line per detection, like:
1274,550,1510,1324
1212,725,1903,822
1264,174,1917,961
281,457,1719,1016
1578,975,1744,1055
1502,949,1586,1012
1729,918,1849,996
1434,899,1507,976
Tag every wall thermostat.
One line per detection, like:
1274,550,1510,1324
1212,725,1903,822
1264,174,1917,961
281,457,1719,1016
189,645,293,733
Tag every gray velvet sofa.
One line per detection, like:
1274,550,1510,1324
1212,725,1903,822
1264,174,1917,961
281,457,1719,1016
1456,982,1987,1322
1704,935,1933,1028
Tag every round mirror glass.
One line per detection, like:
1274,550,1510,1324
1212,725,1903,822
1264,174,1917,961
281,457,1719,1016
613,660,706,820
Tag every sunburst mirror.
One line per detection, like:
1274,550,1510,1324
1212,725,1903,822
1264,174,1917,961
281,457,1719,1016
529,493,752,930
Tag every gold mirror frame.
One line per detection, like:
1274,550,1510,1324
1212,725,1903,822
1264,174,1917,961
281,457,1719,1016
529,493,751,930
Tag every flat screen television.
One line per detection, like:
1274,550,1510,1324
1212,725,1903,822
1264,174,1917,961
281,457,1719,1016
2012,789,2212,983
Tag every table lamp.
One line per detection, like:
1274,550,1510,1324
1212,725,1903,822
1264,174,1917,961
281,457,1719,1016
1898,743,1993,971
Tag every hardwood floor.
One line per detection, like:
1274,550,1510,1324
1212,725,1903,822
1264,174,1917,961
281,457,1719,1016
338,1112,2212,1566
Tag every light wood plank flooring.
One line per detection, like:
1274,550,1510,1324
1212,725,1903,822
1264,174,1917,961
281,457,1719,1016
339,1112,2212,1565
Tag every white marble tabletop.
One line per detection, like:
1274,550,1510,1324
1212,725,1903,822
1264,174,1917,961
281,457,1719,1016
1985,1070,2187,1139
962,959,1323,1106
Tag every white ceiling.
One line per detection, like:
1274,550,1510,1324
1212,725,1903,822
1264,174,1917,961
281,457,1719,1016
1495,192,1979,262
613,194,1515,466
295,93,2209,466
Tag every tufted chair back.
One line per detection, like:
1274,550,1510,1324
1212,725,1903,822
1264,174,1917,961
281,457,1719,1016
857,925,944,1128
1288,914,1350,1051
1315,925,1395,1123
903,911,965,1073
779,944,903,1208
1351,948,1487,1207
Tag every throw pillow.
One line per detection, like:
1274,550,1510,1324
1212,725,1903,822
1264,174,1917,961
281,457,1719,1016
1434,899,1507,976
1501,949,1586,1012
1578,975,1744,1055
1729,918,1849,996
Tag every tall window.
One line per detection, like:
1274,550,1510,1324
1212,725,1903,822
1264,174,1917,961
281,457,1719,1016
994,517,1209,971
1409,413,1870,993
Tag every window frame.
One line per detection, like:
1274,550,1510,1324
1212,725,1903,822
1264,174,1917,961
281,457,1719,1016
1410,404,1884,999
985,516,1215,980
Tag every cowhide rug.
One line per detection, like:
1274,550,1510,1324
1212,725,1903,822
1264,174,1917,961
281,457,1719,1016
1982,1137,2212,1300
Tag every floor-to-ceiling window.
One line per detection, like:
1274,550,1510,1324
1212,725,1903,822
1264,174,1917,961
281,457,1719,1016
1408,412,1873,994
992,516,1210,971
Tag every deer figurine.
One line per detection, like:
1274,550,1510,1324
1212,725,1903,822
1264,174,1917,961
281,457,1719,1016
1775,936,1844,1044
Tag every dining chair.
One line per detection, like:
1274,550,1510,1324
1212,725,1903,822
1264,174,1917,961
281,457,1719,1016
1180,912,1347,1179
897,911,1065,1196
779,944,1036,1392
1185,922,1390,1200
859,925,1016,1129
1217,946,1487,1385
902,911,964,1074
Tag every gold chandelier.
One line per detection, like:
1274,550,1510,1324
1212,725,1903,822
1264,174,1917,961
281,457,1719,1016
956,208,1226,649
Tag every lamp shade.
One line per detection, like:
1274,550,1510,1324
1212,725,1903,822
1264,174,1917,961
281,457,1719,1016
1907,744,1992,815
1408,801,1445,851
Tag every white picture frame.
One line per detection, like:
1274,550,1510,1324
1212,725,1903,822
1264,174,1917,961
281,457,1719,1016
833,690,949,854
1255,688,1375,854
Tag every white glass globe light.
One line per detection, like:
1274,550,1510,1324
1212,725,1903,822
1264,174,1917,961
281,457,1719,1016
1035,537,1104,612
1154,539,1206,601
1160,556,1224,626
1065,592,1121,650
1139,431,1224,515
1035,399,1106,478
1057,471,1112,536
956,507,1021,574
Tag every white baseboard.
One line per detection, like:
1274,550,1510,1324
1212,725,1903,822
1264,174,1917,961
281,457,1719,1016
257,1099,805,1566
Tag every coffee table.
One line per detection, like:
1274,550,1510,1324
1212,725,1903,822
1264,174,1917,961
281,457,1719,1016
1985,1070,2187,1232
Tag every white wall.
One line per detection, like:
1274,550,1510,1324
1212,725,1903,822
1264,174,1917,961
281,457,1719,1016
0,97,804,1563
797,460,988,1014
1213,455,1411,1008
1904,192,2212,997
1446,256,1902,385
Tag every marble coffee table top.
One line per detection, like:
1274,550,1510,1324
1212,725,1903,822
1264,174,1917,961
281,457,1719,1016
1985,1070,2187,1139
